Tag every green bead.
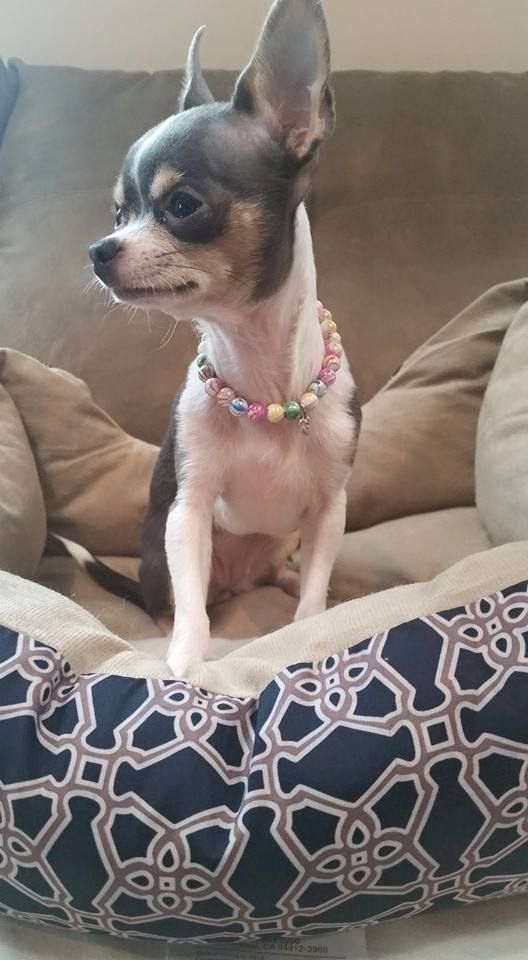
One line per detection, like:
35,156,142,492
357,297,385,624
197,353,208,369
283,401,301,421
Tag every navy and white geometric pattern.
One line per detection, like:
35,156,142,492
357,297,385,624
0,580,527,945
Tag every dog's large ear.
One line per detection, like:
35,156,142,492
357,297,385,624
179,26,214,111
233,0,335,160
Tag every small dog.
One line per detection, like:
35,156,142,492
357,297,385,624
88,0,361,675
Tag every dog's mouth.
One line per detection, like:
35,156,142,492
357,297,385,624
112,281,198,302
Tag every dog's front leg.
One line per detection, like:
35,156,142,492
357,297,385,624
295,487,347,622
165,484,216,677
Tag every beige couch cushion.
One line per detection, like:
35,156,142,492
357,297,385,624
476,301,528,544
333,507,490,599
0,378,46,576
35,555,163,644
0,349,157,555
0,540,526,697
346,280,528,530
33,507,489,665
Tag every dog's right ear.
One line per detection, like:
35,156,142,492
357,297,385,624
233,0,335,161
179,26,214,111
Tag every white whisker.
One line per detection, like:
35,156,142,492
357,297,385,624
156,320,178,351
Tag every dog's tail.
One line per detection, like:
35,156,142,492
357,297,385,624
47,534,146,610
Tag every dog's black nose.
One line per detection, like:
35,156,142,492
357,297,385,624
89,237,121,266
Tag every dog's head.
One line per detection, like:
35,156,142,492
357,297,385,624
88,0,334,318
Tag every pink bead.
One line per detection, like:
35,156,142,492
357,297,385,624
204,377,225,398
318,368,337,386
325,341,343,357
324,354,341,373
217,386,235,406
248,402,267,423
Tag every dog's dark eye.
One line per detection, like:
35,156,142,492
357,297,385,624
114,207,123,228
168,191,202,219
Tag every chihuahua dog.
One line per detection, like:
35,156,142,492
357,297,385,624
88,0,360,676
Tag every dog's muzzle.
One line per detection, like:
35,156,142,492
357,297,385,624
88,237,122,281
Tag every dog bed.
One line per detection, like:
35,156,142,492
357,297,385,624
1,281,528,945
0,545,528,945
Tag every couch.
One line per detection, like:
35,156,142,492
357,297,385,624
1,58,528,953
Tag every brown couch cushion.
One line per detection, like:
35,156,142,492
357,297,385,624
0,60,232,444
2,62,528,442
0,377,46,576
476,301,528,544
346,280,528,530
0,349,157,555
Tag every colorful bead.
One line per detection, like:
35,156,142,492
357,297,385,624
321,310,337,339
321,317,337,338
309,379,327,398
204,377,225,397
267,403,285,423
323,354,341,373
198,302,341,427
319,368,336,386
326,341,343,357
217,387,236,406
283,401,301,421
198,362,215,382
229,397,249,417
248,402,267,423
301,391,319,411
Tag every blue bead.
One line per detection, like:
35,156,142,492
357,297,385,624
309,379,327,398
229,397,249,417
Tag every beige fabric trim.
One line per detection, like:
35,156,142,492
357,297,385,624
0,573,166,679
192,541,528,696
1,541,527,698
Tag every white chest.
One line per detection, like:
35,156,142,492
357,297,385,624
179,371,355,539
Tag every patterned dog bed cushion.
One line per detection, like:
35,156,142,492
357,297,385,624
0,544,528,944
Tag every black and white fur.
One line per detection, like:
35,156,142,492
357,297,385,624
87,0,361,676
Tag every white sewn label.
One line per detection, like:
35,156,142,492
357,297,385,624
169,928,369,960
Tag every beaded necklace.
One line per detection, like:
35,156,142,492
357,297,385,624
196,301,343,435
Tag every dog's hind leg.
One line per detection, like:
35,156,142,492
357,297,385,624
139,406,178,620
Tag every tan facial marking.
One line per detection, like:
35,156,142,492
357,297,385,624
112,200,265,302
216,200,266,285
150,166,184,201
178,200,266,296
113,175,125,207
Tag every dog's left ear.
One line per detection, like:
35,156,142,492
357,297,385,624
179,26,215,111
233,0,335,161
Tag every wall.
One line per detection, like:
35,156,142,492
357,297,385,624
2,0,528,73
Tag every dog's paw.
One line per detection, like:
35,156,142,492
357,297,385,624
294,600,326,622
167,646,202,679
